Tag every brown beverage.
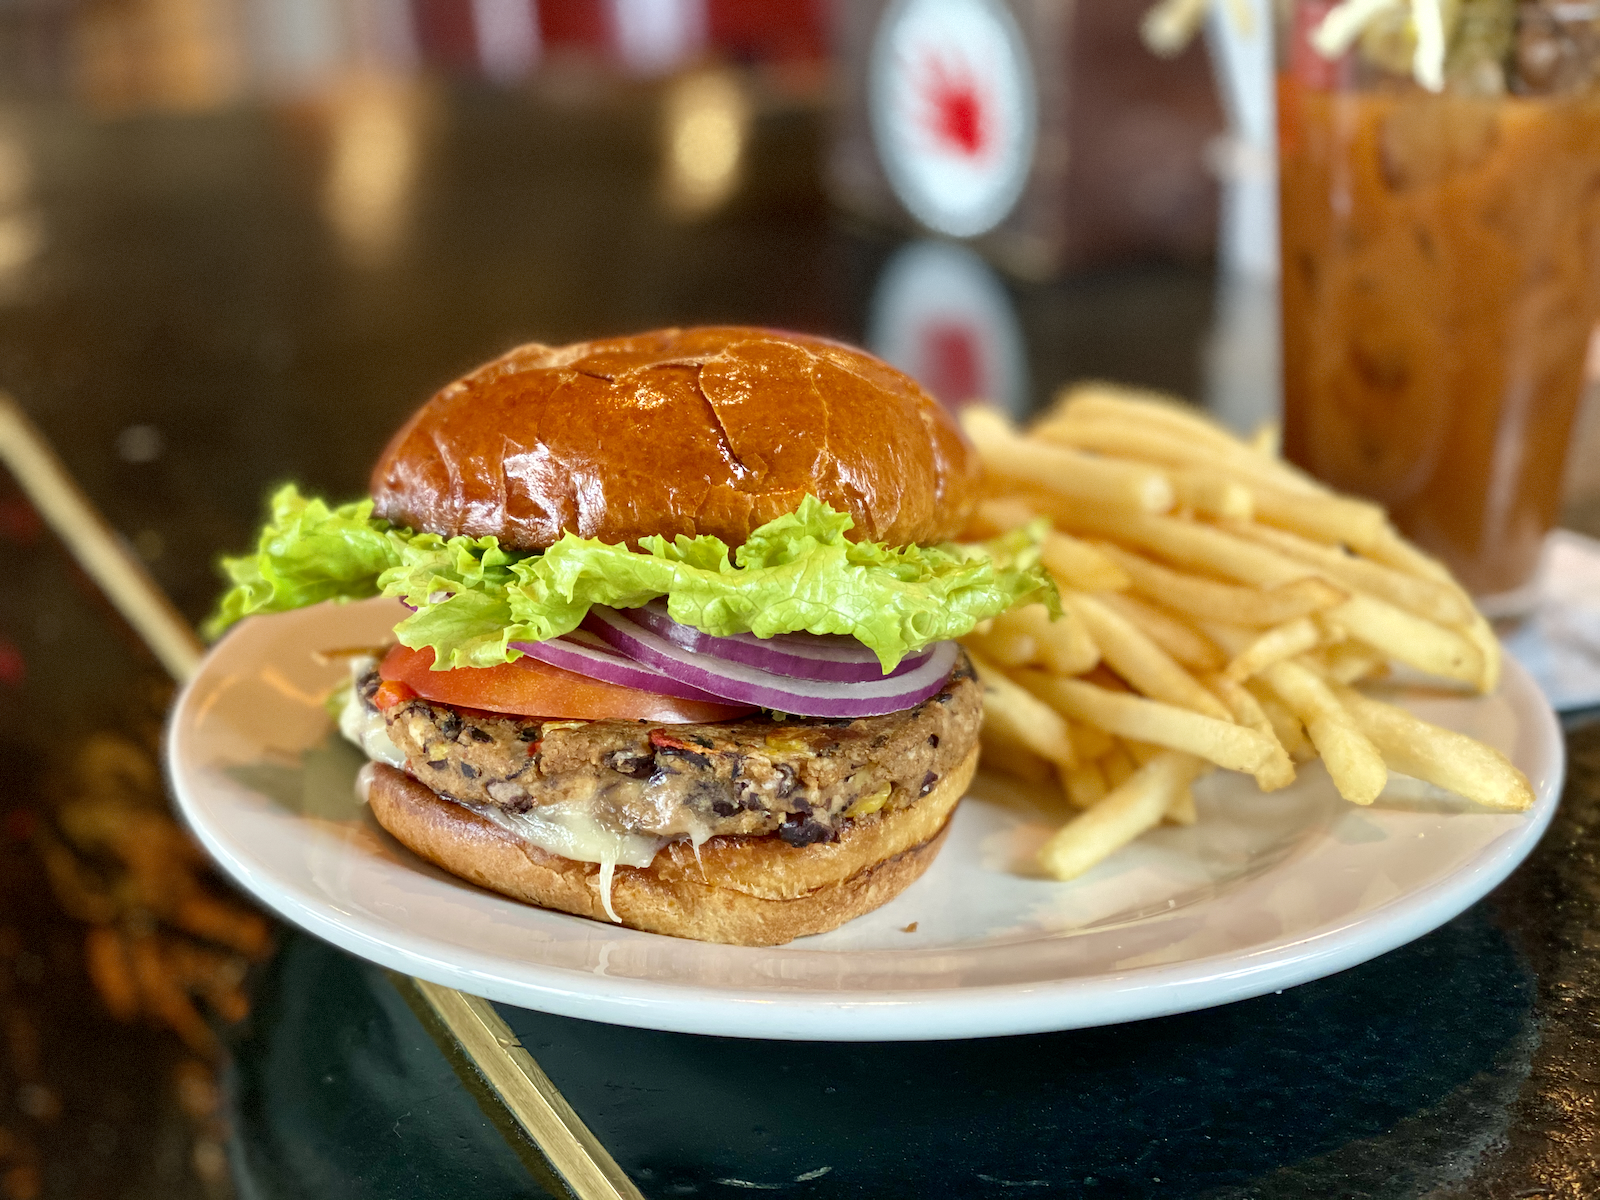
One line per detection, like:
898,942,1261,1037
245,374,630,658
1279,5,1600,599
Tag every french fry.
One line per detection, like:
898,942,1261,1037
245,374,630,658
1035,416,1326,502
968,650,1077,772
1170,467,1255,520
1122,738,1160,765
1244,678,1315,762
1365,524,1496,694
1154,556,1480,685
1083,663,1133,691
969,497,1042,538
1361,531,1500,692
1122,736,1203,825
1326,594,1483,689
1042,386,1309,472
1050,508,1304,587
1225,520,1476,627
962,625,1038,669
963,407,1176,514
1099,543,1347,626
1164,781,1199,825
1068,718,1115,762
1059,506,1467,695
1062,759,1109,809
1304,715,1387,804
966,384,1520,874
1037,750,1202,881
1204,673,1296,790
1224,616,1324,682
1064,592,1233,720
1246,486,1389,552
1261,660,1387,804
1095,590,1226,671
1195,618,1255,658
1464,612,1502,694
1363,521,1460,583
1100,742,1137,790
1312,641,1389,684
1248,422,1279,457
978,724,1056,786
1052,383,1248,454
1014,671,1283,784
992,602,1099,676
1329,682,1533,811
1040,532,1133,592
1203,672,1270,730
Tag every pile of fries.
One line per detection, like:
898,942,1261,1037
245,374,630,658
958,384,1534,882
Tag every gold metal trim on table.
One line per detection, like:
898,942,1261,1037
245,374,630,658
405,978,645,1200
0,392,640,1200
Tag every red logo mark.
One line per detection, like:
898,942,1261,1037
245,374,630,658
916,50,990,159
919,320,985,408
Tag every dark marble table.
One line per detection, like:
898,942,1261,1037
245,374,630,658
232,729,1600,1198
0,49,1595,1200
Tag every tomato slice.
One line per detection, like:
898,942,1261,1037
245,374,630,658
377,644,755,724
372,679,417,711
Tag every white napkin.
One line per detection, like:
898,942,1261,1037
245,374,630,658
1500,529,1600,712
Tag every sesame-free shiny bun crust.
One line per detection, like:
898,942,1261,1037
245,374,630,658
369,327,980,550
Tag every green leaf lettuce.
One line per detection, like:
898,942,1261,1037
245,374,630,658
208,487,1057,672
202,488,409,639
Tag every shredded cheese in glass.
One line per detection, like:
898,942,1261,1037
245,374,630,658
1312,0,1403,57
1139,0,1459,93
1411,0,1448,91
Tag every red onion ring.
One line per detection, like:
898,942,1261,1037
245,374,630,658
624,599,932,681
508,630,733,703
582,607,960,718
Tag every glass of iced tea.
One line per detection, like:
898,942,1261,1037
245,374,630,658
1278,0,1600,608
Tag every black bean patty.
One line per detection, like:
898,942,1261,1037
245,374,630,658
367,652,979,846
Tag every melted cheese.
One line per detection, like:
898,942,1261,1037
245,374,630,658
336,661,662,922
469,799,666,924
468,799,666,870
337,658,406,770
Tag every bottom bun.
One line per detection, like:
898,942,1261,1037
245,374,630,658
366,746,978,946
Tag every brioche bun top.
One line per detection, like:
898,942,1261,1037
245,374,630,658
369,327,980,551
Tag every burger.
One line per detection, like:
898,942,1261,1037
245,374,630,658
208,327,1052,945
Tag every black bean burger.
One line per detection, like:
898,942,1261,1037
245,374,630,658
208,327,1052,945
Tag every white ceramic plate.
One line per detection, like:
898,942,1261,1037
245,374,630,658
167,597,1564,1041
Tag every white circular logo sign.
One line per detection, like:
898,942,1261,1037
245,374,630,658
868,239,1029,417
869,0,1038,238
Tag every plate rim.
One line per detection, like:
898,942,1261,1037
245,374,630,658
166,604,1565,1041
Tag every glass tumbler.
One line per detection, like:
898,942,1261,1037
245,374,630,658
1277,0,1600,606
